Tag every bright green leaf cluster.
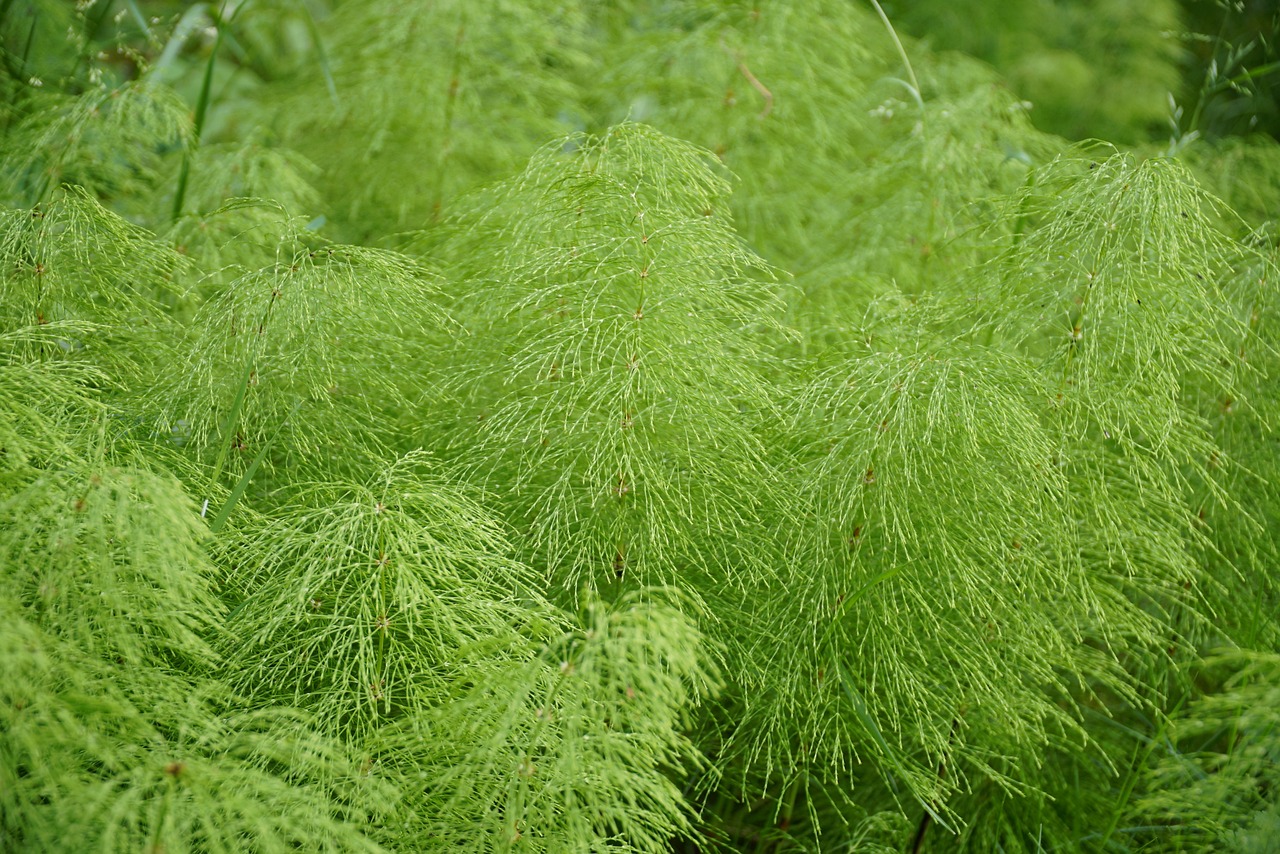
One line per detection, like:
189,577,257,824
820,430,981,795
1,2,1278,851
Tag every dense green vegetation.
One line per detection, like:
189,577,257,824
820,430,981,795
2,1,1279,851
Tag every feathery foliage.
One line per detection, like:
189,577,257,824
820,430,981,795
220,452,539,742
261,0,592,239
389,589,717,852
1,1,1278,851
0,185,179,335
0,607,389,853
428,124,789,601
1134,652,1280,851
155,212,446,487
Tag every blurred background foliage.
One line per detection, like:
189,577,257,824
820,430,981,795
3,0,1277,231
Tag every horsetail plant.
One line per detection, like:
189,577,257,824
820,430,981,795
2,1,1278,851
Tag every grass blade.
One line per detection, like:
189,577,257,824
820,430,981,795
171,2,225,220
208,400,298,533
203,359,254,513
